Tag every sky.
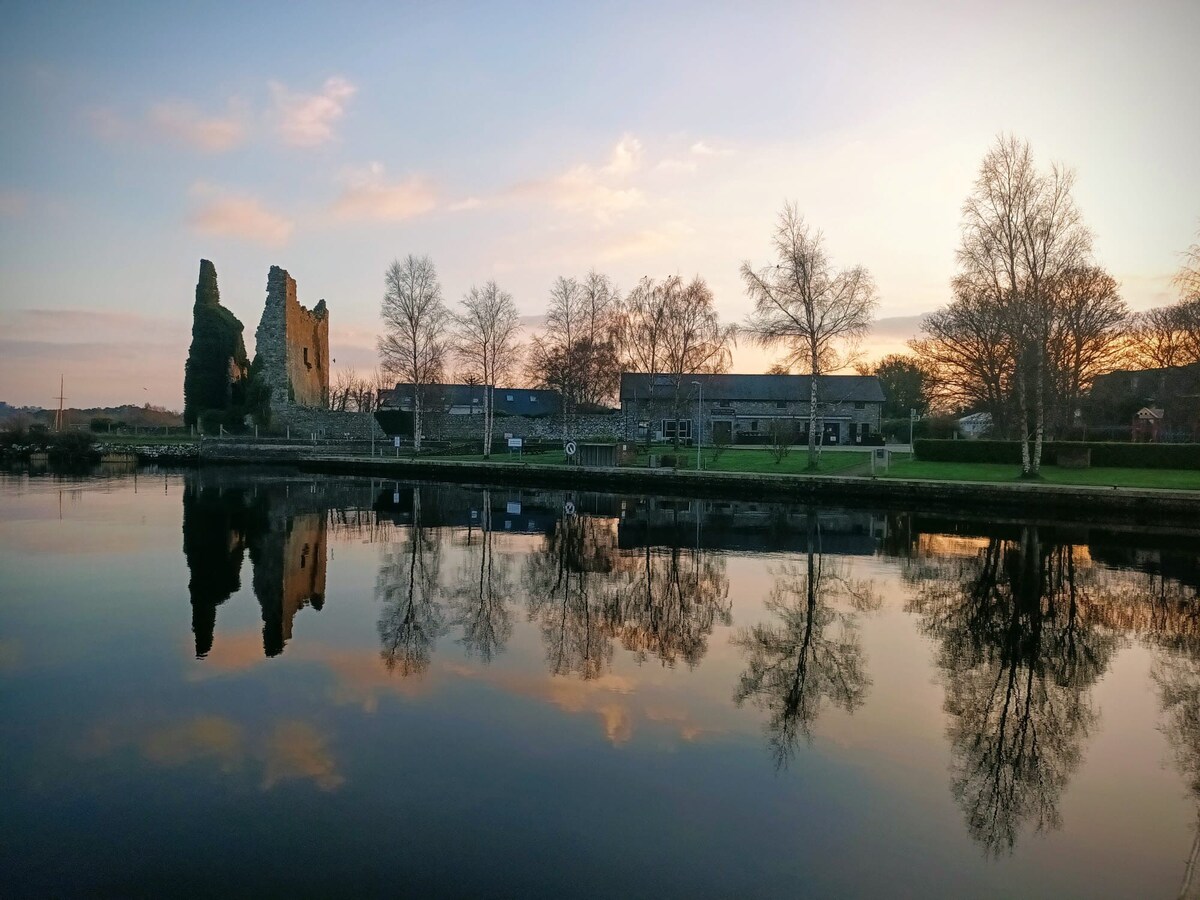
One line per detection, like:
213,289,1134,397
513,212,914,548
1,0,1197,410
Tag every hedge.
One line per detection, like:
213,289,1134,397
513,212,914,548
913,439,1200,470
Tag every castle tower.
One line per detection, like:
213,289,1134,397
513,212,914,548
255,265,329,414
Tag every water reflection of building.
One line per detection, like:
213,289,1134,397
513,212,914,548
182,472,369,658
373,484,620,536
618,497,887,555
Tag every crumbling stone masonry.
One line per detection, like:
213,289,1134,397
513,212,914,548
255,265,329,415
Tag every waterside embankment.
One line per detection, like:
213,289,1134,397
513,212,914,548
195,443,1200,527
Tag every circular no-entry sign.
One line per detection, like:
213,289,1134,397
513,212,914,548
565,440,577,457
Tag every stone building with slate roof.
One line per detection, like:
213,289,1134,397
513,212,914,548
619,372,886,446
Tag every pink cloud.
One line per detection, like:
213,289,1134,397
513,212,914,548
331,163,437,222
270,76,356,147
147,100,246,153
188,184,293,246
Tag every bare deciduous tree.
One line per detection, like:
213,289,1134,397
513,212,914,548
330,366,358,412
1176,229,1200,305
1044,266,1127,435
1128,299,1200,369
911,278,1017,431
454,281,522,457
956,135,1091,475
527,271,622,441
378,255,449,452
741,203,877,468
620,274,735,447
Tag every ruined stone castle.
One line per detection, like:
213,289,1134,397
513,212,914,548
184,260,379,438
255,265,329,411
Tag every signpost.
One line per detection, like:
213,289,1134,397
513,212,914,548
508,436,523,458
565,440,577,460
394,435,401,458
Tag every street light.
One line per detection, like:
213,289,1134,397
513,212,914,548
691,380,703,470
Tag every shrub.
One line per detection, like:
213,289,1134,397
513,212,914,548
659,453,678,468
46,431,96,460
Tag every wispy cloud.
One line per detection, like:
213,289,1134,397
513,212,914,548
188,183,293,246
147,100,247,152
689,139,732,157
270,76,356,147
598,221,695,261
331,163,436,222
87,100,247,153
511,135,646,222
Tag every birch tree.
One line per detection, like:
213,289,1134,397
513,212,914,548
957,136,1091,475
378,255,449,452
454,281,521,458
742,203,877,469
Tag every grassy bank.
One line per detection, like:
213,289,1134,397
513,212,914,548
881,458,1200,490
432,447,870,475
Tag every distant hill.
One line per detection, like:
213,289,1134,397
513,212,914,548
0,401,183,429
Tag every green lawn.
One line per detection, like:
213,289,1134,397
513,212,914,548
637,447,869,475
881,458,1200,490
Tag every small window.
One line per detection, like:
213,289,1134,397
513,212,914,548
303,347,310,367
854,401,865,410
507,394,514,401
861,423,871,436
530,395,537,402
750,420,758,432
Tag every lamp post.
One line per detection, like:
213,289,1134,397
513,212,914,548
691,380,703,470
909,407,917,449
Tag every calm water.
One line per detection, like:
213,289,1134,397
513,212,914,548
2,468,1198,898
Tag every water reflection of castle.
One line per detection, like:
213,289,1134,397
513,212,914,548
182,474,345,658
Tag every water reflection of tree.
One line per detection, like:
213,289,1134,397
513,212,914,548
608,514,731,668
376,488,445,676
733,513,877,767
446,492,513,663
523,515,616,679
906,528,1118,856
523,507,733,678
1148,574,1200,897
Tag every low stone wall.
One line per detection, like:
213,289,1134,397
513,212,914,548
271,407,385,440
428,412,623,443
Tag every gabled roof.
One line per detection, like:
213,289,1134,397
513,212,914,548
383,383,562,416
618,372,886,403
